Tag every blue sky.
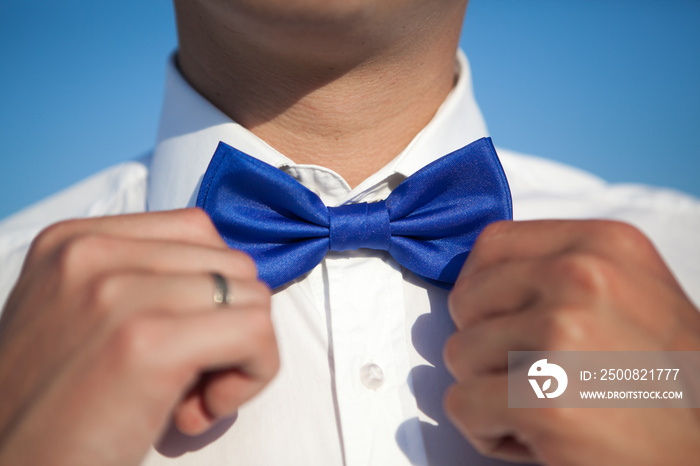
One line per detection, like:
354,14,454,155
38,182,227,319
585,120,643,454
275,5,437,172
1,0,698,219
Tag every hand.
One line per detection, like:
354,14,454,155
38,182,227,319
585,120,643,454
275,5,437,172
0,209,279,466
443,220,700,465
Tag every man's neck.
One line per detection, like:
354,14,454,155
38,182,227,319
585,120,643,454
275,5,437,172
174,0,468,188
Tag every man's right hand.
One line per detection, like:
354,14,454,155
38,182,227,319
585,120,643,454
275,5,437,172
0,208,279,466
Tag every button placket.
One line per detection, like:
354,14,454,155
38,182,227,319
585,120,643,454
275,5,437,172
328,252,411,466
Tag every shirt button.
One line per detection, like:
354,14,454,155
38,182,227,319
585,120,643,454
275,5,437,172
360,363,384,390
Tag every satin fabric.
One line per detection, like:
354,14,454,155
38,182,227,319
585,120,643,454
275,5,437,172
196,137,512,289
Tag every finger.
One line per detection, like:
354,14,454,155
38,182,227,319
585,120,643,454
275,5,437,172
460,220,581,278
444,310,540,381
171,365,266,436
444,376,535,463
38,234,258,291
2,253,263,376
164,310,278,435
174,366,261,436
460,220,676,288
449,259,541,329
106,307,278,435
89,272,269,319
172,383,216,436
27,208,226,264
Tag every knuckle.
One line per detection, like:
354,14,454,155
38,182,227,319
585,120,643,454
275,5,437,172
447,281,472,327
592,221,673,283
464,221,513,275
469,222,507,257
595,219,643,241
230,250,259,277
36,218,78,243
538,306,590,350
54,234,112,276
84,272,131,315
548,252,612,297
593,220,653,254
27,219,81,265
183,208,222,243
182,207,212,228
442,334,462,373
28,225,60,259
109,316,161,369
541,308,570,336
446,289,461,322
443,384,467,420
243,311,277,358
479,220,511,241
248,309,275,339
247,280,272,309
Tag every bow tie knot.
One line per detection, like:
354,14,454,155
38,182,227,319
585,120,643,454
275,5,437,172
328,201,391,252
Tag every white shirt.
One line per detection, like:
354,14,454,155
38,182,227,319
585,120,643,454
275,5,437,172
1,50,699,466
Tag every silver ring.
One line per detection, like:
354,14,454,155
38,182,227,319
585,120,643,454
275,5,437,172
211,272,232,306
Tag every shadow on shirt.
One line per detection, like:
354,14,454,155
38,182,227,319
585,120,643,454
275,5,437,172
155,413,237,457
397,281,537,466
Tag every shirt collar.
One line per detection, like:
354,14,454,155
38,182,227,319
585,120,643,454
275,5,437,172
147,50,489,211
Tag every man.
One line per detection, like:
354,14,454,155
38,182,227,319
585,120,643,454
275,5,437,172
1,1,699,465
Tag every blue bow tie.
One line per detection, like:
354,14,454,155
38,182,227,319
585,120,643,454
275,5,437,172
196,137,512,289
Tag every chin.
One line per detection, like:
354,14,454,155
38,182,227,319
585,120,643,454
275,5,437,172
205,0,408,26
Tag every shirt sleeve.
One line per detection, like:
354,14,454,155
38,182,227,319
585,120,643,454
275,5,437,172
0,160,149,310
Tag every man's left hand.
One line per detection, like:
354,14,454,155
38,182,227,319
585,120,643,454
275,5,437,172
444,220,700,465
